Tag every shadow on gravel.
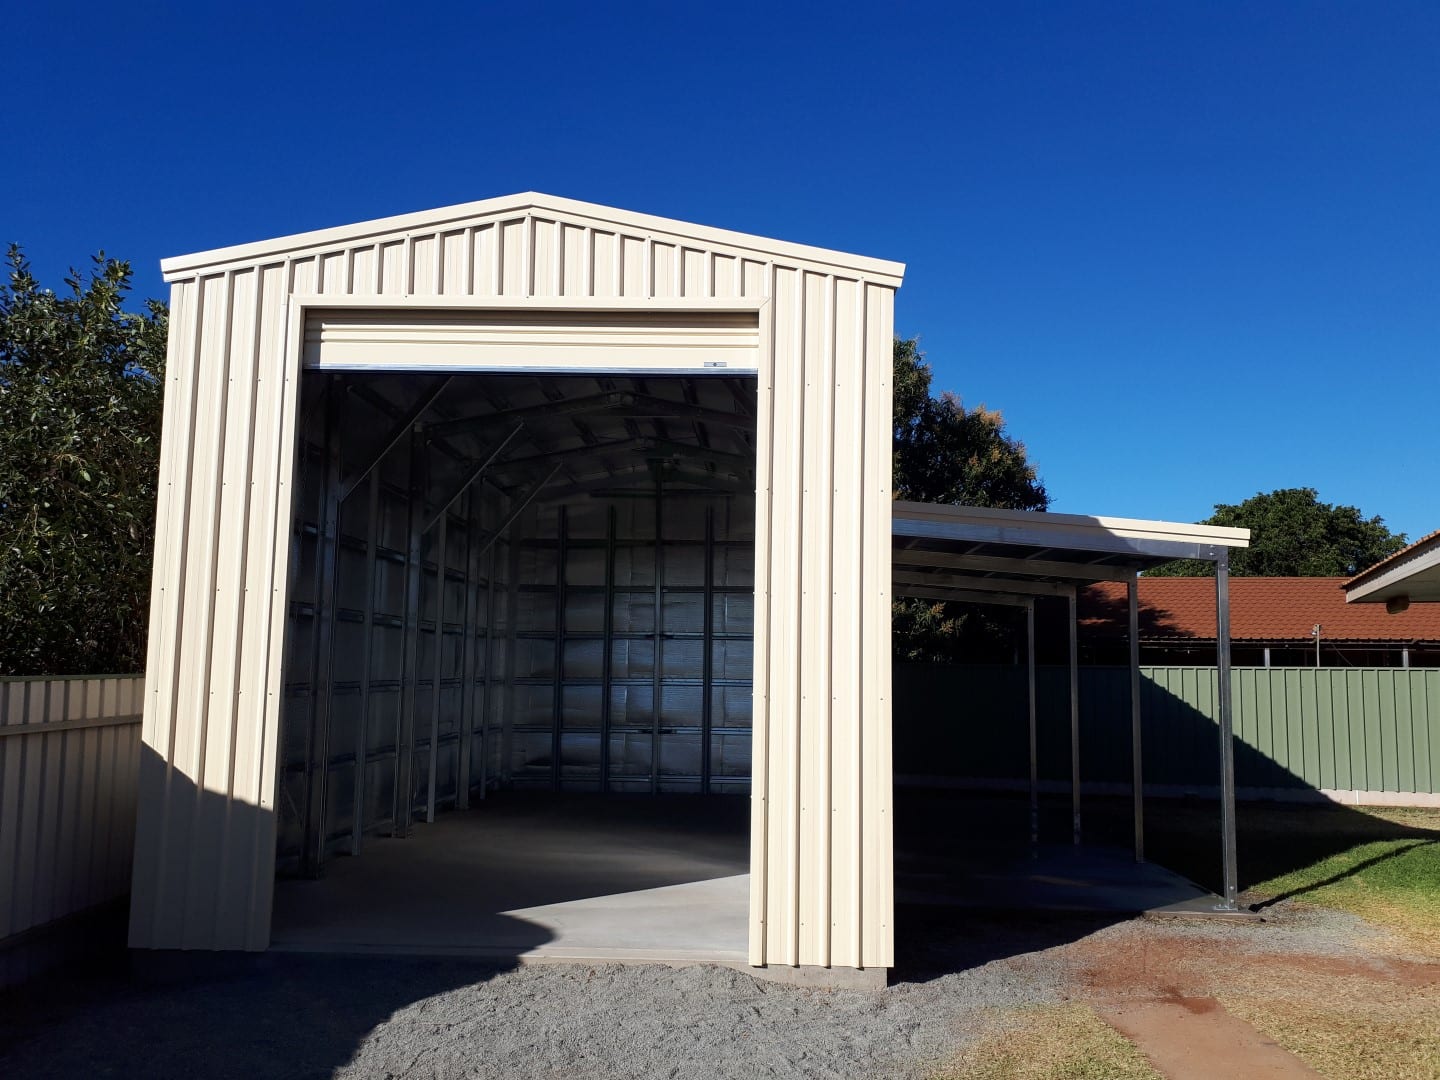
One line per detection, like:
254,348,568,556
0,944,546,1079
890,905,1116,986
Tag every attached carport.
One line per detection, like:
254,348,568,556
891,501,1251,911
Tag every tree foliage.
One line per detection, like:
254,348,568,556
1146,487,1408,578
0,247,167,675
892,338,1049,662
893,338,1048,509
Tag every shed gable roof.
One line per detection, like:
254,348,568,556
160,192,906,285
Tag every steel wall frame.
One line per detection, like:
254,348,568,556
503,481,752,794
130,197,900,972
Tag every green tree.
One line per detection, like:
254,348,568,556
0,247,168,675
892,338,1048,662
893,338,1048,509
1146,488,1408,578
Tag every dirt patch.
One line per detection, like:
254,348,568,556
1267,951,1438,987
1097,998,1323,1079
1066,916,1440,997
1053,910,1440,1079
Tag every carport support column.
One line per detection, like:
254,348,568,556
1027,599,1038,847
1216,551,1239,909
1129,577,1144,863
1068,589,1080,845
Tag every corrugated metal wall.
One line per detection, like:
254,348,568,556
503,494,755,794
1,676,143,944
277,394,521,868
131,196,898,970
278,409,757,863
895,664,1440,796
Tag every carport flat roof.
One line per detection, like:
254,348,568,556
892,501,1249,597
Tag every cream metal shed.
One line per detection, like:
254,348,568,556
128,194,903,977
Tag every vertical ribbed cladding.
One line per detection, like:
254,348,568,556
131,196,900,967
129,274,199,949
1,675,145,943
233,263,290,948
798,272,836,966
861,283,895,968
829,277,865,969
746,265,777,967
765,264,803,964
166,270,233,950
184,266,257,947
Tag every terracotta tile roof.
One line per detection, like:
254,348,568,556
1079,577,1440,643
1345,529,1440,588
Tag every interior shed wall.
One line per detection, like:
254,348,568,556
502,494,755,795
129,198,896,969
277,378,522,870
275,375,757,875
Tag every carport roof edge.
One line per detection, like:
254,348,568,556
892,500,1250,587
159,191,908,285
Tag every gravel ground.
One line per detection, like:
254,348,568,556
4,905,1411,1080
0,913,1077,1080
1142,902,1409,959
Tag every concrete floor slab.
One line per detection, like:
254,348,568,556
270,790,1231,968
270,794,750,963
897,843,1219,915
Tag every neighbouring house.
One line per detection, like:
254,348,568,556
1344,530,1440,611
1078,577,1440,668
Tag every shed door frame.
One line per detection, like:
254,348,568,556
295,294,767,374
260,294,774,956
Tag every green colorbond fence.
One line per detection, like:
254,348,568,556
893,664,1440,796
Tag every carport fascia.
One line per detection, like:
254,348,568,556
891,501,1251,910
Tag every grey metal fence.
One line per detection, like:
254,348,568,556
0,675,143,951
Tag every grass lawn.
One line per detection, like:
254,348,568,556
1136,800,1440,950
1221,980,1440,1080
935,1005,1161,1080
1246,806,1440,949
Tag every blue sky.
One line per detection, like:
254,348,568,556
8,2,1437,539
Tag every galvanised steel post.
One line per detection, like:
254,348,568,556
1027,599,1038,847
1069,589,1081,846
1216,549,1239,909
1129,576,1144,863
